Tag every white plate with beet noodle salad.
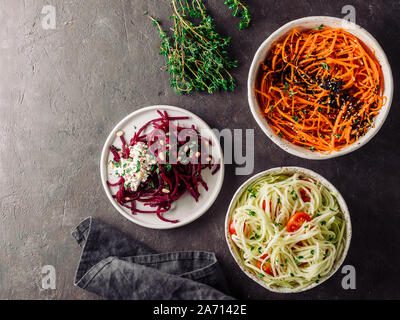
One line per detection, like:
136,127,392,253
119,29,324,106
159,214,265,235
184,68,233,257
225,167,351,293
100,105,224,229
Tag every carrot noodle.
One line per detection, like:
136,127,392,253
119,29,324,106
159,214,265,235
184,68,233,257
107,110,220,223
255,27,386,153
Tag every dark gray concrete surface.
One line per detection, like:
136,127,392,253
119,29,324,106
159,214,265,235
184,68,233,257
1,0,399,300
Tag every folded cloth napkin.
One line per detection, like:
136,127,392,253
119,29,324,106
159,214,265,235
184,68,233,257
72,217,234,300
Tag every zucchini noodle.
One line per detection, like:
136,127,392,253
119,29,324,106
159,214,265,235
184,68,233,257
230,171,346,290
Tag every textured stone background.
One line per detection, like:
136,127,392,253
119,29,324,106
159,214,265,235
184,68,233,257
0,0,399,300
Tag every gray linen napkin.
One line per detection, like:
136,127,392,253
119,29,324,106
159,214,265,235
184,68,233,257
72,217,234,300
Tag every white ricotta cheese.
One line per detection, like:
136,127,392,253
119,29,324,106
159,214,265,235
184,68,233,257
109,142,157,192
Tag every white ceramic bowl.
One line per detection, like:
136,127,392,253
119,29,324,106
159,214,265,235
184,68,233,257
248,16,394,159
225,167,352,293
100,105,224,229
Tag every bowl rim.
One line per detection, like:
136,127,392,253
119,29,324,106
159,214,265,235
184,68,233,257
100,105,225,230
224,166,352,293
248,16,394,160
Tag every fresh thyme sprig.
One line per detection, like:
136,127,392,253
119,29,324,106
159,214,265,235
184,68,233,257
148,0,238,95
224,0,251,30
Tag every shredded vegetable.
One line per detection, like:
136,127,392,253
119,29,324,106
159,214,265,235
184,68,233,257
108,110,220,223
229,171,346,290
255,26,386,153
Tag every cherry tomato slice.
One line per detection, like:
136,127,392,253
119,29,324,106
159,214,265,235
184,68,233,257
257,254,274,276
286,212,312,232
300,187,311,202
229,220,246,236
262,200,272,212
229,220,237,235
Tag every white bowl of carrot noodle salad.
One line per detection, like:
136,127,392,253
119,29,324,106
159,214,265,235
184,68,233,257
225,167,352,293
248,16,393,159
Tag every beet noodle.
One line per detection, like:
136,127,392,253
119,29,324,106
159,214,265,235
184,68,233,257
107,110,220,223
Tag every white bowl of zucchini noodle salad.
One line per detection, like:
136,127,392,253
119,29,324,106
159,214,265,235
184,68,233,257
225,167,351,293
100,105,224,229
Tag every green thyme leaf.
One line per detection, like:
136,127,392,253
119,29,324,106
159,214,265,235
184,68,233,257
148,0,238,95
224,0,251,30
